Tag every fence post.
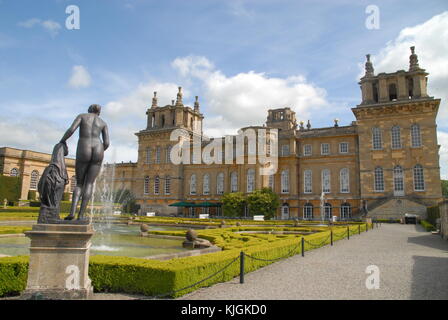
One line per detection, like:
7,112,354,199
239,251,245,284
301,237,305,257
366,223,368,231
347,226,350,240
330,230,333,246
358,224,361,235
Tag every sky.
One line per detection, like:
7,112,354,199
0,0,447,176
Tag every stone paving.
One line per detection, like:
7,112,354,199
179,224,448,300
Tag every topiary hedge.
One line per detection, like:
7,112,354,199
0,175,21,203
420,220,436,232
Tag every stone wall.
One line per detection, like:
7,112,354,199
367,198,427,220
439,200,448,240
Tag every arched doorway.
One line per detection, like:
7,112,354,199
281,203,290,220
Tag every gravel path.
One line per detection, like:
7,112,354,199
179,224,448,300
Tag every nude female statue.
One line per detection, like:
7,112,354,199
60,104,109,221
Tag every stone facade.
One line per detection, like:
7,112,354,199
112,47,443,220
439,201,448,240
0,147,76,201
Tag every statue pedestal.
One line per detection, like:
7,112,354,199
21,224,94,300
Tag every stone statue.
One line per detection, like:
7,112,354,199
3,198,7,209
61,104,110,222
37,142,69,223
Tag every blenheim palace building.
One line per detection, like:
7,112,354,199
0,47,443,220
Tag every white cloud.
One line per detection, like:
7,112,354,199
437,130,448,180
172,55,330,136
18,18,62,36
366,11,448,126
68,65,92,89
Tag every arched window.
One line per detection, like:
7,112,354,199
10,168,19,177
145,148,151,164
388,83,397,101
391,126,402,149
190,174,197,195
161,115,165,127
154,176,160,195
393,165,404,195
321,169,331,193
372,82,379,102
324,203,332,220
372,127,382,150
30,170,39,190
217,173,224,195
304,170,312,193
144,176,150,195
165,176,171,195
411,124,422,147
340,203,351,220
231,172,238,192
408,78,414,98
303,203,313,220
374,167,384,192
413,164,425,191
71,176,76,192
281,203,289,220
247,169,255,193
281,170,289,193
340,168,349,193
203,174,210,195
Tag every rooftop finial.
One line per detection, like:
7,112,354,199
364,54,374,77
194,96,200,111
176,86,183,106
409,46,420,71
151,91,158,108
306,120,311,130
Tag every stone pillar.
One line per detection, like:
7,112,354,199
21,224,94,300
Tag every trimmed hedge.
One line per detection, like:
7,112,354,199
0,226,32,234
426,206,440,226
0,175,21,203
420,220,436,232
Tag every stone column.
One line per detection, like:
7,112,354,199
21,224,94,300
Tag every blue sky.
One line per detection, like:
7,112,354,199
1,0,448,175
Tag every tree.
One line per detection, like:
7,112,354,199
246,188,280,219
441,180,448,197
222,192,246,217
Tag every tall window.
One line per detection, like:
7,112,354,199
190,174,197,195
391,126,402,149
203,174,210,195
340,168,349,193
339,142,348,154
144,176,150,195
324,203,332,220
145,148,151,164
340,203,351,220
155,146,161,164
268,174,274,190
217,173,224,195
166,146,172,163
372,127,382,150
30,170,39,190
304,203,313,220
10,168,19,177
165,176,171,195
154,176,160,195
71,176,76,192
389,83,397,100
281,144,290,156
393,165,404,194
304,170,312,194
303,144,312,156
411,124,422,147
321,169,331,193
247,168,255,193
281,170,289,194
413,164,425,191
374,167,384,192
231,172,238,192
321,143,330,155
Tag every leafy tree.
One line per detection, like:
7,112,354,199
114,188,139,214
246,188,280,219
441,180,448,197
222,192,246,217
